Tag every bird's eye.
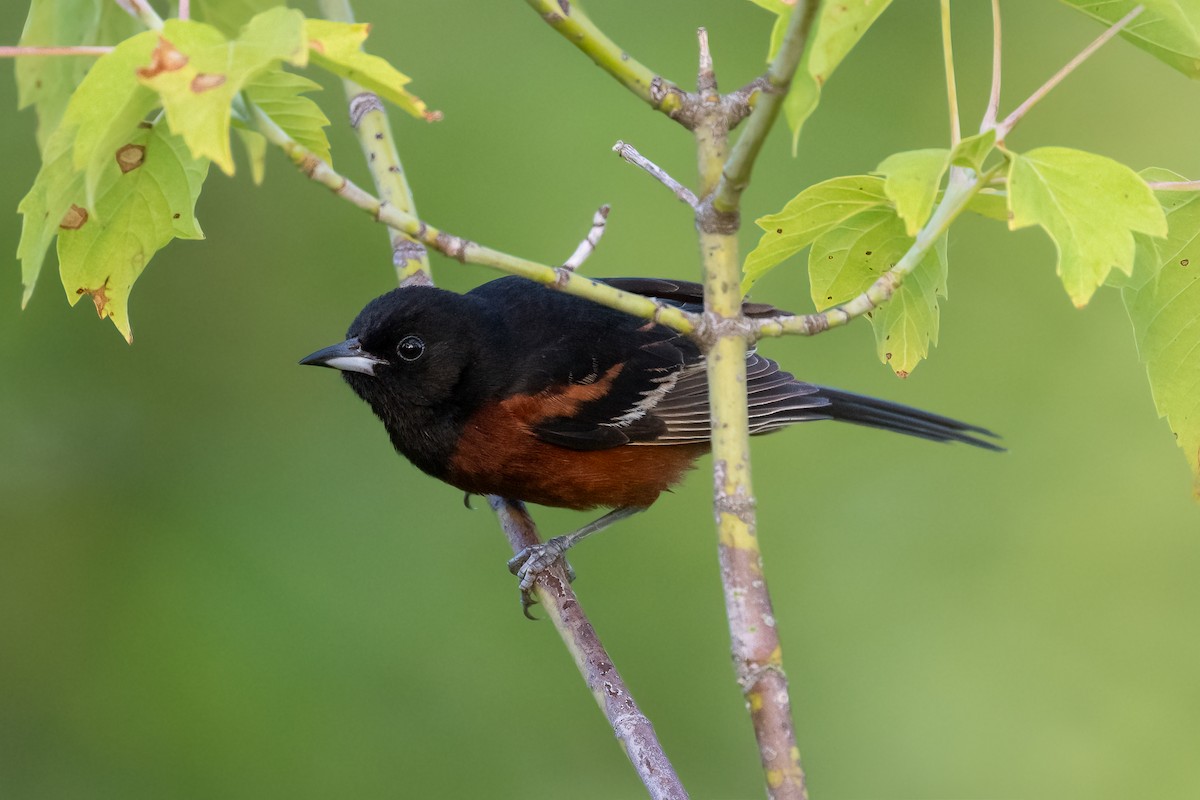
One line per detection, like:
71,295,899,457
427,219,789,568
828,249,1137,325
396,335,425,362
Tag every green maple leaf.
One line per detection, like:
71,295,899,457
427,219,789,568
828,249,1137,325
1008,146,1167,307
809,207,946,377
17,128,82,309
192,0,286,36
1062,0,1200,78
742,175,889,293
57,123,209,343
874,149,950,236
1118,170,1200,495
305,19,438,120
138,8,308,175
243,67,332,168
746,0,892,151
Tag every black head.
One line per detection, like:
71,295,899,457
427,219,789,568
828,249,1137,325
299,286,488,474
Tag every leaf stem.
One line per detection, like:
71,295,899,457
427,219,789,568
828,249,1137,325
523,0,690,124
1147,180,1200,191
0,45,113,57
996,4,1143,140
316,0,432,286
113,0,163,30
249,104,700,334
980,0,1003,132
712,1,817,214
178,0,190,21
941,0,961,145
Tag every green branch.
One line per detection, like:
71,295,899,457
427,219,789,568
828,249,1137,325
691,19,811,798
249,105,700,334
711,1,816,215
524,0,690,124
316,0,432,286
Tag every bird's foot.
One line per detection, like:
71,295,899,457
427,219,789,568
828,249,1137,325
507,536,576,620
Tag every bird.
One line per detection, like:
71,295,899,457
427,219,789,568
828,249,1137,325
300,275,1000,604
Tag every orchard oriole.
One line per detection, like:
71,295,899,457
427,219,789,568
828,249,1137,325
301,276,1000,595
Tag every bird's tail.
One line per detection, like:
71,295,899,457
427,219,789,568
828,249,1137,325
815,387,1004,451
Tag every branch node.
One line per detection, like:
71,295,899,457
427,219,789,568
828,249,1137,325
436,231,470,263
695,310,756,350
348,92,385,128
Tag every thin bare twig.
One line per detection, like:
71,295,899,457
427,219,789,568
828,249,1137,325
996,4,1144,139
488,498,689,800
561,205,611,273
980,0,1003,132
0,45,113,57
940,0,961,146
697,27,716,98
612,141,699,209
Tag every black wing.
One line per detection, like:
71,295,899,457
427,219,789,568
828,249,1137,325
484,277,1001,452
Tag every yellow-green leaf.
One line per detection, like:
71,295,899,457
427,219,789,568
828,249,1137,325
809,206,946,376
874,149,950,236
17,0,100,151
192,0,285,36
780,0,892,152
743,175,888,293
1008,146,1167,307
138,9,307,175
63,30,160,208
243,67,332,168
746,0,794,61
1061,0,1200,78
950,129,997,173
305,19,438,121
57,123,209,343
17,128,81,309
1119,175,1200,494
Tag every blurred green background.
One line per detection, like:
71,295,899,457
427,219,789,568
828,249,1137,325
2,2,1199,798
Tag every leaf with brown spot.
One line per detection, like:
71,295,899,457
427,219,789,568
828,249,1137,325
115,144,146,173
59,204,89,230
56,30,161,210
190,73,227,92
137,36,190,79
56,123,209,343
138,9,307,174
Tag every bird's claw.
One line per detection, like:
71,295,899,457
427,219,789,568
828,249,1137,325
507,536,576,619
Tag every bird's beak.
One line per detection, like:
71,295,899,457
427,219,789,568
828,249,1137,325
299,337,389,376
